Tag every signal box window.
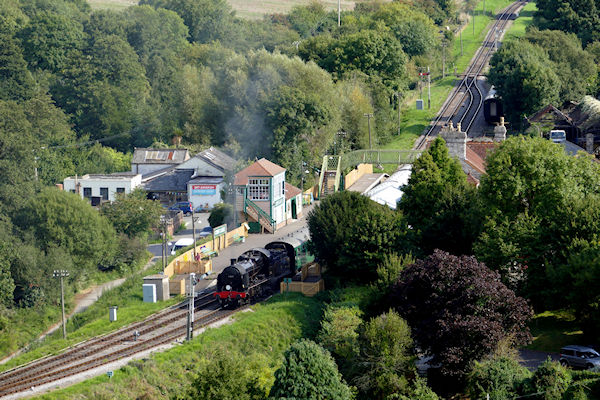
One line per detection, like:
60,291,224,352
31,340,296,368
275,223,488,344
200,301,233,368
248,179,269,201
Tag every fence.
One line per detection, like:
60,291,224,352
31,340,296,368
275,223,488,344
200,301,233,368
279,280,324,297
344,163,373,189
164,223,250,279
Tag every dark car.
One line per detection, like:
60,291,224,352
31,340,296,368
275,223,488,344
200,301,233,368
198,226,212,238
168,201,193,215
560,345,600,370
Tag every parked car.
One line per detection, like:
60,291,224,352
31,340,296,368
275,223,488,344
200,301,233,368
549,129,566,143
168,201,193,215
560,345,600,369
198,226,212,238
170,238,194,255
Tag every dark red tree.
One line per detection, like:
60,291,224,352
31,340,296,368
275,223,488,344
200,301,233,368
390,250,532,379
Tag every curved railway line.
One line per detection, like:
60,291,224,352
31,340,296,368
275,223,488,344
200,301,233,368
0,292,241,398
415,1,528,149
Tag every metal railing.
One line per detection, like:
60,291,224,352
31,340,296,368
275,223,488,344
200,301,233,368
244,197,275,228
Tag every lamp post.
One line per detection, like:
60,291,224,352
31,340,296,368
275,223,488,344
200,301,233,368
53,270,69,339
393,92,402,135
160,216,167,274
186,273,196,341
364,113,373,149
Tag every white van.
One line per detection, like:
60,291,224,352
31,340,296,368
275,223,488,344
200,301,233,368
550,130,566,143
170,238,194,255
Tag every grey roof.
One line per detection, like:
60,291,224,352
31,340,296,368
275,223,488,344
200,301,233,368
142,169,194,192
196,147,236,172
132,148,190,164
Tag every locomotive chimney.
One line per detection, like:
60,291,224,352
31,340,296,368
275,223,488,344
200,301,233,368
230,258,236,265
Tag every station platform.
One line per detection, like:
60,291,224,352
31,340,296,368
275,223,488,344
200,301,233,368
346,173,388,194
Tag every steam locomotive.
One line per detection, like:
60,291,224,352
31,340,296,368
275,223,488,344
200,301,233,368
213,228,311,309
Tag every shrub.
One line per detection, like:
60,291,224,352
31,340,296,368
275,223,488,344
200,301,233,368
530,360,571,400
467,355,532,400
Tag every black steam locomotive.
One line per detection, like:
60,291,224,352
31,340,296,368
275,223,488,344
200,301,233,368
213,228,311,308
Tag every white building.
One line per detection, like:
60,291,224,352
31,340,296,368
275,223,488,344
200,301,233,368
63,172,142,205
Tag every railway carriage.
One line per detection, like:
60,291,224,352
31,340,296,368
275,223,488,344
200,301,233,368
483,87,504,125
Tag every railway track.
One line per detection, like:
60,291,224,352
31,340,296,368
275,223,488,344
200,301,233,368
0,292,232,398
415,1,527,149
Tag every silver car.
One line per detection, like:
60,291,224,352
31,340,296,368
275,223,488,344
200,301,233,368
559,345,600,369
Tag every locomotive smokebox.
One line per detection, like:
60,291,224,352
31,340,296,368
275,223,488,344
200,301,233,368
230,258,236,265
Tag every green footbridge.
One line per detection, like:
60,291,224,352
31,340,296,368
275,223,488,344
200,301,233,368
317,149,422,198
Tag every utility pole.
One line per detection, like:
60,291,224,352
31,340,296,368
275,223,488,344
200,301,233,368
427,66,431,109
186,273,196,341
191,209,197,261
442,40,447,79
160,217,167,274
473,8,475,35
337,0,341,27
393,92,402,135
364,113,373,149
460,27,463,56
53,270,69,339
483,0,486,16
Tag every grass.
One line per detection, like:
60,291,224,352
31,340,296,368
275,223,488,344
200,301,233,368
381,0,515,151
526,310,585,353
503,1,537,42
34,292,324,399
0,260,182,373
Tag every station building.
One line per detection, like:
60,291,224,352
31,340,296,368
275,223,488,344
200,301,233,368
63,172,142,205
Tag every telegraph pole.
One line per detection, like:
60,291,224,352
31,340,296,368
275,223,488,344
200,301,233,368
187,273,196,341
191,209,197,261
364,113,373,149
442,40,447,79
473,8,475,35
427,66,431,109
53,270,69,339
393,92,402,135
337,0,341,26
460,28,463,56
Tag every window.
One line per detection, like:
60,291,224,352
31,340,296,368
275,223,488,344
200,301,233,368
83,187,92,198
248,179,269,201
116,187,125,193
281,181,284,196
100,187,108,200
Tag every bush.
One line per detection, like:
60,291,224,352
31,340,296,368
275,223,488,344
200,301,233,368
530,360,572,400
270,339,352,400
208,203,233,229
467,355,532,400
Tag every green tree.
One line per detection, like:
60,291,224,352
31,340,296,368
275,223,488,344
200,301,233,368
534,0,600,45
488,40,561,126
187,348,267,400
270,339,352,400
287,0,327,38
399,137,478,255
14,188,118,274
529,360,572,400
208,203,233,229
100,188,163,238
0,19,34,101
19,10,86,72
375,253,415,292
317,305,362,374
355,310,414,399
467,355,532,400
0,241,15,308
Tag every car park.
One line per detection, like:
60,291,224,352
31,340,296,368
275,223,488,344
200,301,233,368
559,345,600,369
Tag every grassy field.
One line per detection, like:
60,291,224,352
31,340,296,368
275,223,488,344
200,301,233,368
526,310,585,353
34,292,324,399
381,0,515,152
87,0,361,15
503,1,537,42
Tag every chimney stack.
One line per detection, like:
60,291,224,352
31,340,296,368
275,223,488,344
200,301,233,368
493,117,507,142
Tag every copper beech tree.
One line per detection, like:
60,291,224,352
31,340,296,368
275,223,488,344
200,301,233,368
390,250,532,379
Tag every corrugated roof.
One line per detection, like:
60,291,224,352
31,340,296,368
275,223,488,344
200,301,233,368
196,147,236,172
132,148,190,164
285,182,302,200
234,158,285,185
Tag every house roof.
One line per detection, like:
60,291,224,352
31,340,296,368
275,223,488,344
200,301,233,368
188,176,224,184
142,169,194,192
196,147,236,172
285,182,302,200
132,148,190,164
234,158,285,185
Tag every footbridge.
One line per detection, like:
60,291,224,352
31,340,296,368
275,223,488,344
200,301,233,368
318,149,422,198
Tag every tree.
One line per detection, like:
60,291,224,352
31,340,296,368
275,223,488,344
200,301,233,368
208,203,233,229
390,250,532,379
375,253,415,293
13,188,118,274
308,191,412,283
488,40,560,126
399,137,478,256
100,188,163,238
0,241,15,308
0,19,34,101
529,360,572,400
317,305,362,375
355,311,415,399
533,0,600,45
270,340,352,400
187,347,267,400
